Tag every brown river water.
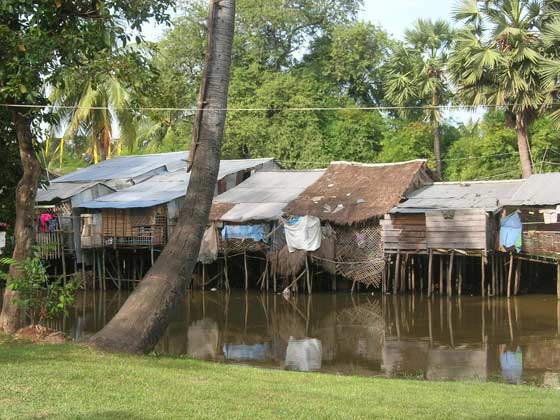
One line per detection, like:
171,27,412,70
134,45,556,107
45,289,560,385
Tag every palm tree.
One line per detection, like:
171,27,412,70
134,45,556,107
385,19,454,179
89,0,237,353
450,0,549,178
51,72,136,166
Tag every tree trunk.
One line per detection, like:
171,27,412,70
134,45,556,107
516,114,533,179
0,111,41,333
88,0,236,353
432,121,442,180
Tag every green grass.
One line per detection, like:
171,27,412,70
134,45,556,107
0,335,559,420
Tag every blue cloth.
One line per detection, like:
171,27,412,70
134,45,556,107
222,224,265,242
500,212,523,253
286,216,302,226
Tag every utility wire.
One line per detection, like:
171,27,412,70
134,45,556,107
2,102,559,112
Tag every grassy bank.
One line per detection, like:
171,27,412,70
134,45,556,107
0,335,559,420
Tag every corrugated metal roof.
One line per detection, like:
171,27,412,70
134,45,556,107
51,152,188,184
77,158,276,209
213,170,325,222
36,182,111,202
506,173,560,206
392,180,524,213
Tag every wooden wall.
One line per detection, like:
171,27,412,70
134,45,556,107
425,209,489,251
381,214,427,253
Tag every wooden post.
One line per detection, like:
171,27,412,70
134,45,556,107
305,256,311,294
411,256,416,293
447,251,454,297
507,253,514,298
116,249,122,290
81,259,86,291
491,254,496,296
103,248,108,290
202,264,206,291
557,261,560,300
514,259,521,296
92,249,96,291
428,250,433,297
439,256,444,295
61,254,67,282
150,246,155,266
481,253,486,298
457,258,463,297
243,250,248,290
394,253,401,295
382,258,387,295
224,252,230,291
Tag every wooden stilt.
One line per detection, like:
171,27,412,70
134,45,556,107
394,253,401,295
103,248,107,290
458,258,463,297
382,258,387,295
81,258,86,291
116,249,122,291
481,253,486,298
411,257,416,293
401,254,408,293
514,259,521,296
202,264,206,291
224,252,230,291
557,261,560,300
428,250,433,297
491,254,496,296
243,251,248,290
447,251,454,297
61,254,67,282
507,253,514,298
305,256,311,294
92,250,96,291
439,256,444,295
150,246,155,266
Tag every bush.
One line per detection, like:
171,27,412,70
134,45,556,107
0,255,82,325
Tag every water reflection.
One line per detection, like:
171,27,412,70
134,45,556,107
60,290,560,384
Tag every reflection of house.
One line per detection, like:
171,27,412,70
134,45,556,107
187,319,220,359
427,347,488,381
381,339,429,376
285,337,322,372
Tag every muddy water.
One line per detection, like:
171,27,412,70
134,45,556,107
54,290,560,385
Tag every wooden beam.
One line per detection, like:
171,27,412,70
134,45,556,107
439,256,444,295
394,253,400,295
514,259,521,296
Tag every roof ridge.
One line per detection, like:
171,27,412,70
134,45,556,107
329,159,427,167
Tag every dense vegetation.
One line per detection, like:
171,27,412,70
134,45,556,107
4,0,560,184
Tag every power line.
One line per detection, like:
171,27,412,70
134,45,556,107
2,102,559,112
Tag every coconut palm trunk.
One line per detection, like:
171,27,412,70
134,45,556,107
515,113,533,178
88,0,236,353
0,111,42,333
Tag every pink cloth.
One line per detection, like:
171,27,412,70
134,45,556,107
39,213,53,233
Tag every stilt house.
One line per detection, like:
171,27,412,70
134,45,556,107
36,152,188,262
283,160,434,288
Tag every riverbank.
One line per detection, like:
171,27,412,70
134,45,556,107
1,335,559,419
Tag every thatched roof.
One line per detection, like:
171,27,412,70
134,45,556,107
283,160,434,225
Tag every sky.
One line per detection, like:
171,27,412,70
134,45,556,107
360,0,456,40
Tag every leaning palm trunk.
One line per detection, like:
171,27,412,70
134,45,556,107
515,114,533,179
0,111,42,333
89,0,236,353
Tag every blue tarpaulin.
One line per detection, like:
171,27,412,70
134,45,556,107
222,224,266,242
500,212,523,253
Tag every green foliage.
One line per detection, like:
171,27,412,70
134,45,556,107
1,254,82,325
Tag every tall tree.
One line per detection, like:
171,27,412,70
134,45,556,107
385,19,454,178
89,0,236,353
0,0,171,333
450,0,550,178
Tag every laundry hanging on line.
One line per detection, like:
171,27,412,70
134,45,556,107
283,215,321,253
500,212,523,253
221,224,267,243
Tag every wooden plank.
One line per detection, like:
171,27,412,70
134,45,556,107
427,232,487,240
382,231,426,239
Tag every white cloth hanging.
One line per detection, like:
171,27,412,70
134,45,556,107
283,215,321,253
